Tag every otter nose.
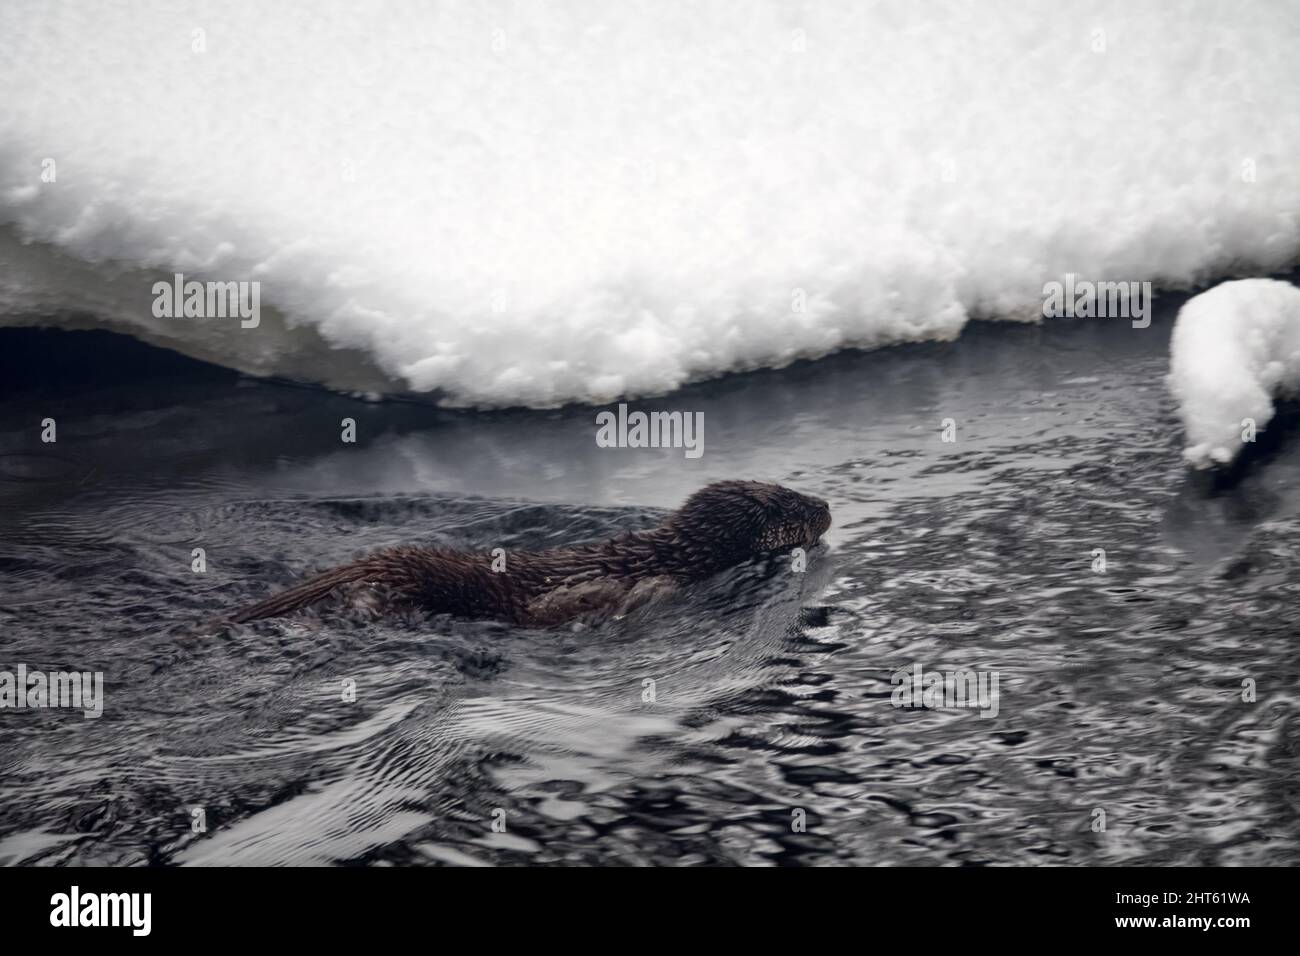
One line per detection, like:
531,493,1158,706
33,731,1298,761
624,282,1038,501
810,499,831,536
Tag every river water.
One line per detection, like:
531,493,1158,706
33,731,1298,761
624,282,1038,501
2,291,1299,865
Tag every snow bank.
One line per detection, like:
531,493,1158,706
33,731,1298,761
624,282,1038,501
2,0,1299,405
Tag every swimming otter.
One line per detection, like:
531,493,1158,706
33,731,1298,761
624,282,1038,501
229,480,831,626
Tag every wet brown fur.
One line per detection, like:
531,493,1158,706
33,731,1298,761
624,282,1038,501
229,480,831,627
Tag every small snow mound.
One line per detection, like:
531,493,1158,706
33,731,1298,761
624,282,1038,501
1169,279,1300,467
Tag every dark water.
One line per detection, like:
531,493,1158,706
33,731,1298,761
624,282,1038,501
2,297,1300,866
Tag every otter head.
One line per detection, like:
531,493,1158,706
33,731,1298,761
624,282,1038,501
664,480,831,576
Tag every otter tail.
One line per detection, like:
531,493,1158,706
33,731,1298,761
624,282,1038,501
229,563,374,624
